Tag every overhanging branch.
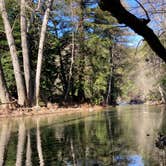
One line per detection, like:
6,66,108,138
99,0,166,62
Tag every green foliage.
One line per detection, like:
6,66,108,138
147,89,162,101
0,0,131,105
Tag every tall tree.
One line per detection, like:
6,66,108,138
75,0,86,102
20,0,32,105
65,0,76,100
0,57,10,107
0,0,26,106
35,0,54,106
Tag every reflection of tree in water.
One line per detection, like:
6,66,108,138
0,122,11,166
159,106,166,135
58,111,132,165
26,130,32,166
0,112,132,165
0,106,166,165
155,148,166,166
36,119,44,166
155,106,166,166
105,110,132,165
16,121,26,166
117,105,166,166
0,116,136,166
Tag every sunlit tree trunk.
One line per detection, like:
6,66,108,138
16,122,26,166
106,47,113,105
0,58,10,108
0,123,11,166
35,0,53,106
36,119,44,166
20,0,32,106
26,130,32,166
59,48,68,95
106,46,116,105
0,0,26,106
77,0,86,102
65,0,75,100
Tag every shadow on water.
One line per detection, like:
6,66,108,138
0,105,166,165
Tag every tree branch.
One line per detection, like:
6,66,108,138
135,0,150,21
99,0,166,62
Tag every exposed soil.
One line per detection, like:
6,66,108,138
0,103,105,118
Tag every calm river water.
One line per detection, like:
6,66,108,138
0,105,166,166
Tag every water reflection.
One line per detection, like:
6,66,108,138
0,122,11,166
16,121,26,166
0,105,165,165
36,119,44,166
26,130,32,166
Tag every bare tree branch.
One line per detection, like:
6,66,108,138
135,0,150,21
99,0,166,62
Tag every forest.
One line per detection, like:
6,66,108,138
0,0,166,110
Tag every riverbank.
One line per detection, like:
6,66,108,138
0,103,105,118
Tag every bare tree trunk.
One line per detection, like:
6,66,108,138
65,0,75,100
77,0,86,102
35,0,42,12
16,122,26,166
0,58,10,108
20,0,32,106
0,0,26,106
106,73,112,105
35,0,53,106
106,46,115,105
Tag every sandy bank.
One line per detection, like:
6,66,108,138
0,104,105,118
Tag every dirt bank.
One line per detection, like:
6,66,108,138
0,104,105,118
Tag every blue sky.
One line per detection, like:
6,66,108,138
123,0,164,47
127,35,143,47
49,0,145,46
123,0,145,47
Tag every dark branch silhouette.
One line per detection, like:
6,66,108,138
99,0,166,62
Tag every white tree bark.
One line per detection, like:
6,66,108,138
20,0,32,105
35,0,54,106
35,0,42,11
0,58,10,107
0,0,26,106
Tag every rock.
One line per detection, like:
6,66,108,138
47,102,52,109
129,99,144,105
155,133,166,149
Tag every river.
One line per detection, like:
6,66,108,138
0,105,166,166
